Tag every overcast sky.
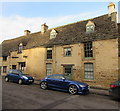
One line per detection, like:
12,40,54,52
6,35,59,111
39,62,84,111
0,1,119,44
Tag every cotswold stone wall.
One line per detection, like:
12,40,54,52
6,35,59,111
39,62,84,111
5,38,119,89
55,38,119,89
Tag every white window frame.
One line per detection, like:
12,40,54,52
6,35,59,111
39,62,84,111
46,63,52,75
64,47,71,57
18,43,23,53
18,62,26,71
50,29,57,39
84,41,93,58
46,48,52,60
84,63,94,80
3,66,7,73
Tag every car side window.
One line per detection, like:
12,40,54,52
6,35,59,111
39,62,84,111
54,76,64,80
48,75,65,80
12,70,19,75
8,70,12,73
48,76,54,79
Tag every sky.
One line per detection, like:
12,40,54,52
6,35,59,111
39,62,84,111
0,1,119,44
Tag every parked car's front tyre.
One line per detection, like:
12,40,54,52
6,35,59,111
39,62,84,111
40,82,48,90
18,79,23,85
5,77,9,82
68,85,78,95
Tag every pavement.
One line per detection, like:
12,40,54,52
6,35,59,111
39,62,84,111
34,79,109,96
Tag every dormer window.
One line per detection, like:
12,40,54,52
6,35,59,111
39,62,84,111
86,21,95,33
18,43,23,53
50,29,57,39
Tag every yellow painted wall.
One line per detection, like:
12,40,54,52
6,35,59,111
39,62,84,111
9,47,46,79
1,57,9,75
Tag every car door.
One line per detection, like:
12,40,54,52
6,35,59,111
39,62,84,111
7,70,14,81
51,75,69,90
11,70,20,82
13,73,20,82
47,76,57,88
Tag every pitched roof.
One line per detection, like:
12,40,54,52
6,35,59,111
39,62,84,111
2,13,119,56
45,13,119,47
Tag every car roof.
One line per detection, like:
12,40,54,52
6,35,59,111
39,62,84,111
8,69,22,73
47,74,64,77
8,69,21,72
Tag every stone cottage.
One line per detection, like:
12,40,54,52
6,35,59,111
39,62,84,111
1,2,120,88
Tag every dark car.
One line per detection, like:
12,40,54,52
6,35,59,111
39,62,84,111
5,69,34,84
109,80,120,99
40,74,89,95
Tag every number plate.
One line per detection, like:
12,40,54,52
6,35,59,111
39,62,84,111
29,80,33,82
88,86,90,89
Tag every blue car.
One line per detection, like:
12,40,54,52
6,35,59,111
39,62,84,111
5,69,34,84
40,74,89,95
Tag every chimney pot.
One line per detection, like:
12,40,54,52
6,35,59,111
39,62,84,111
24,30,30,36
41,23,48,34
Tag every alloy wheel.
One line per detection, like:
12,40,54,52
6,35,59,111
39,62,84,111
69,85,78,94
18,79,22,85
5,77,9,82
40,82,47,90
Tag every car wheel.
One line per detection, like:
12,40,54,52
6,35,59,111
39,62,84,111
40,82,47,90
5,77,9,82
68,85,78,95
18,79,23,85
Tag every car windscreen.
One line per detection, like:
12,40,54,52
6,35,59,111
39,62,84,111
64,74,72,80
22,74,29,75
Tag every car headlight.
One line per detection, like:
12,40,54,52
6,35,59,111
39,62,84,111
79,84,85,88
22,76,28,80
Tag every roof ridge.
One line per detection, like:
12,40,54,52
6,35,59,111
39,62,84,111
48,13,109,30
2,13,109,43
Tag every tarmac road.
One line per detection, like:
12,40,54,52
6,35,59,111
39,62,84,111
2,78,120,110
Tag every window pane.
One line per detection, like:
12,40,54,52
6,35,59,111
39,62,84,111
84,42,93,58
3,56,7,61
63,65,72,79
18,45,23,53
46,63,52,75
12,65,16,69
47,48,52,59
86,25,94,33
18,62,26,71
3,66,7,73
64,48,71,56
84,63,94,80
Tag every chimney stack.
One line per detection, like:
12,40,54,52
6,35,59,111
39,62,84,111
108,2,115,15
108,2,116,22
24,30,30,36
41,23,48,34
